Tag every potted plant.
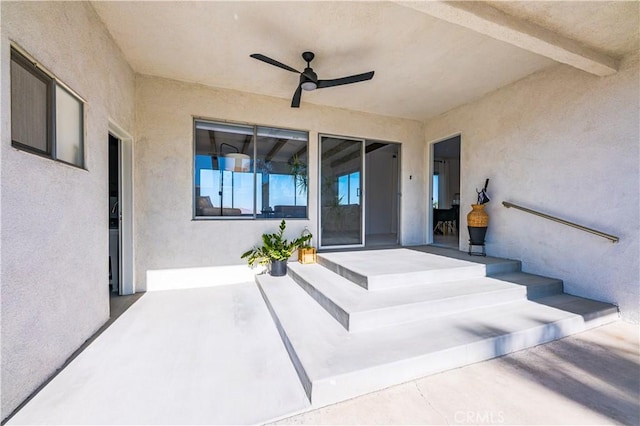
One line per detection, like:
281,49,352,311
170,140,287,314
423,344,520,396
241,220,312,276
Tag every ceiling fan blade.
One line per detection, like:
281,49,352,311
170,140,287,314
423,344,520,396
250,54,300,74
291,85,302,108
317,71,374,89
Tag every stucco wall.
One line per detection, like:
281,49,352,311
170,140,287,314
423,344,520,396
135,75,425,290
425,51,640,323
0,1,135,418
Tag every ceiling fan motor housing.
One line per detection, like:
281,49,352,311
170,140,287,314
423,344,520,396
300,67,318,91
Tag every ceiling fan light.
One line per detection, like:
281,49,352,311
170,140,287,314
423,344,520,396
301,81,317,91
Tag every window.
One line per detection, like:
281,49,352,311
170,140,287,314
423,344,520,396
194,120,308,219
10,48,52,156
433,174,439,208
55,85,84,166
337,171,360,205
10,47,84,167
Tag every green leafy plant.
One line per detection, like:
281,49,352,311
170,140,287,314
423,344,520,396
241,220,312,268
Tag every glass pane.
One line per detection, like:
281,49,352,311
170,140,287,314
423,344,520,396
349,172,360,205
229,171,254,213
194,121,308,219
269,174,296,206
337,175,348,205
320,136,363,246
10,55,49,153
432,174,439,208
256,127,308,219
56,85,83,166
194,121,254,217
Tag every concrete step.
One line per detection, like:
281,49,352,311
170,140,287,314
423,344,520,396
287,262,529,332
407,245,522,276
257,273,618,408
491,271,564,299
316,249,488,290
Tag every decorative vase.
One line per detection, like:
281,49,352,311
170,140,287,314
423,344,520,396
270,260,287,277
467,204,489,246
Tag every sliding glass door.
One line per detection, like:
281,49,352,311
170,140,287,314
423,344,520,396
319,135,365,248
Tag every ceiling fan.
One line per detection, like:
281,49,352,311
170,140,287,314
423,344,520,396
250,51,374,108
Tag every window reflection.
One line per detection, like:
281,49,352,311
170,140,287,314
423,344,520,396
337,171,360,205
256,126,308,218
194,121,308,219
320,136,363,246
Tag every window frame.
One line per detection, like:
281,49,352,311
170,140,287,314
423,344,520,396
54,83,85,168
192,118,309,221
9,46,85,169
10,47,55,158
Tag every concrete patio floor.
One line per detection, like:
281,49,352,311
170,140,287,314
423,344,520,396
274,321,639,425
6,283,311,425
6,281,639,425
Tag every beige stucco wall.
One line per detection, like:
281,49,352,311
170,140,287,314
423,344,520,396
425,51,640,323
0,1,135,418
134,75,425,290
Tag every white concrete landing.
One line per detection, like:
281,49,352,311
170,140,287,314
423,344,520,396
317,249,487,290
409,245,522,275
7,284,310,425
288,262,527,331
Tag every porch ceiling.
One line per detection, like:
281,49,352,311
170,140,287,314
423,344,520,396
90,1,638,121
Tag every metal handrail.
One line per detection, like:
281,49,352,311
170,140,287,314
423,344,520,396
502,201,619,243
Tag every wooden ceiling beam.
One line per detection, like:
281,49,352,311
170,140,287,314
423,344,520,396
321,140,358,162
265,139,288,162
289,146,308,164
241,135,252,155
207,130,217,156
331,149,362,169
365,142,387,154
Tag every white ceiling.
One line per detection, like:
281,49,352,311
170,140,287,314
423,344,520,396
91,1,638,121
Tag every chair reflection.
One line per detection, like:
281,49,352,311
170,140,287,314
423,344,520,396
433,207,458,235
